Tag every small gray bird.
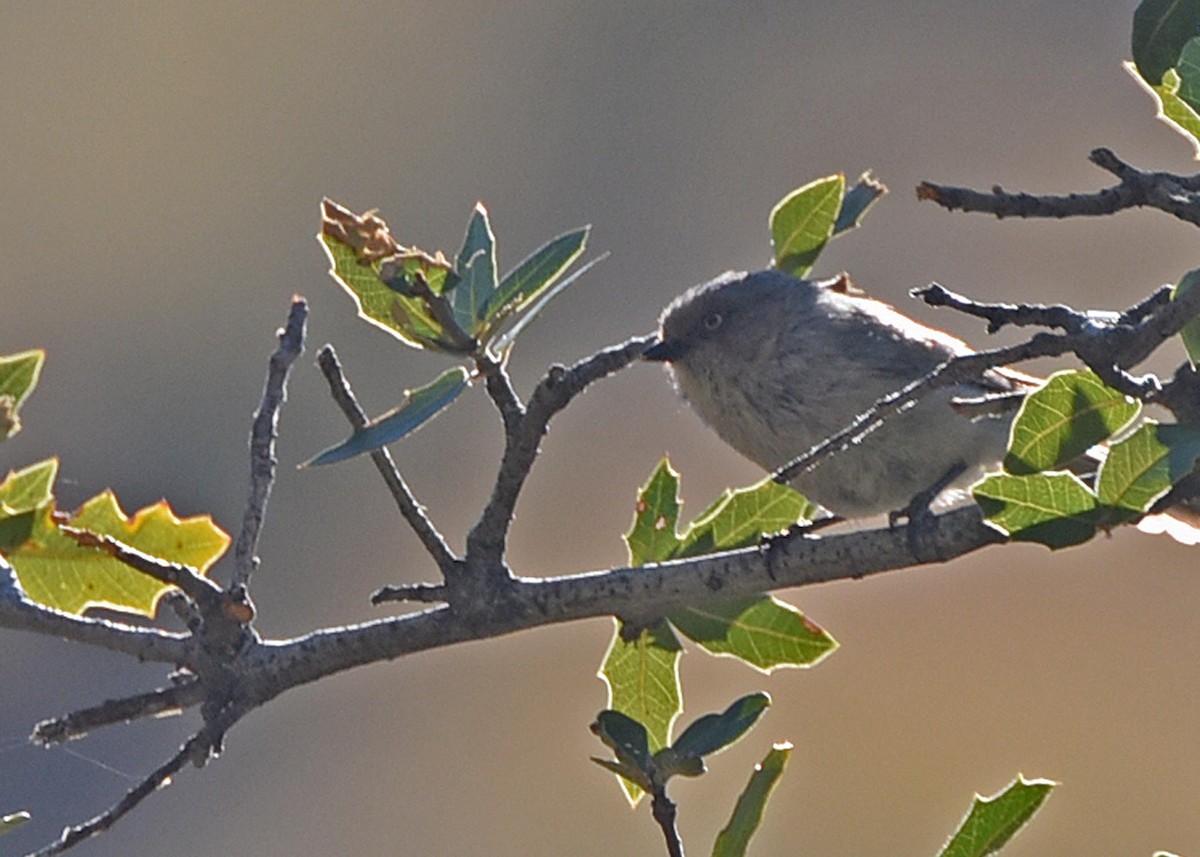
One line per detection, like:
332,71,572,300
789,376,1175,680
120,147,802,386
643,269,1033,519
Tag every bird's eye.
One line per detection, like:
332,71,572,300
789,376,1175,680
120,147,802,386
703,312,723,331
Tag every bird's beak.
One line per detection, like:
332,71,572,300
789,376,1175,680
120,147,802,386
642,337,683,362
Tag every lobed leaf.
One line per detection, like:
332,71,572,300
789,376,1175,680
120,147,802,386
303,366,470,467
7,492,229,617
0,349,46,441
669,596,837,673
1096,422,1200,521
624,458,684,566
1131,0,1200,85
0,458,58,550
973,472,1098,549
670,693,771,760
769,174,845,277
937,775,1055,857
1003,370,1140,475
711,743,792,857
599,620,682,803
1173,267,1200,366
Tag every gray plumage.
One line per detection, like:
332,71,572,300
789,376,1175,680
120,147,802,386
645,269,1027,518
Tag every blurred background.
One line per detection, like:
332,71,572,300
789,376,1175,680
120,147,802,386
2,2,1199,855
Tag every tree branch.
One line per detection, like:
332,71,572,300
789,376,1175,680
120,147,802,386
232,296,307,590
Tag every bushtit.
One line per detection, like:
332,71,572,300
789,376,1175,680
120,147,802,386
643,269,1033,519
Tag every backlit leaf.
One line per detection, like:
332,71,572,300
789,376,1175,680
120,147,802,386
769,174,844,277
0,350,45,441
974,472,1097,549
1132,0,1200,84
1173,268,1200,366
452,203,498,334
1097,422,1200,521
711,744,792,857
937,776,1055,857
670,595,837,672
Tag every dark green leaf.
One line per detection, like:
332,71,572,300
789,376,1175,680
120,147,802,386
669,595,837,672
1173,268,1200,367
452,203,498,334
1177,36,1200,108
711,744,792,857
974,472,1098,549
937,776,1055,857
303,367,470,467
671,692,770,760
769,174,844,277
481,227,588,333
1097,422,1200,521
1132,0,1200,84
589,756,652,792
489,252,606,352
832,171,887,236
592,709,653,773
1004,370,1140,475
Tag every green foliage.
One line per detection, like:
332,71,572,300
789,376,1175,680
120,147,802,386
591,693,771,788
0,349,45,441
1003,369,1140,475
976,369,1200,548
1129,0,1200,155
5,490,229,617
769,172,886,277
601,459,833,800
303,366,470,467
1173,268,1200,366
937,776,1055,857
711,743,792,857
310,199,590,465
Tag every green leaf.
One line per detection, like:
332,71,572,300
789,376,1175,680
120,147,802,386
320,233,465,352
669,595,837,672
7,492,230,617
937,775,1055,857
1132,0,1200,85
592,709,653,773
1127,62,1200,157
303,366,470,467
599,620,682,802
0,349,45,441
711,743,792,857
480,227,588,338
973,472,1098,549
769,174,845,277
1097,422,1200,521
831,171,887,236
624,458,684,565
452,203,498,334
671,693,770,760
1004,370,1140,475
676,477,820,557
1177,35,1200,107
0,458,58,550
0,811,30,836
1173,268,1200,366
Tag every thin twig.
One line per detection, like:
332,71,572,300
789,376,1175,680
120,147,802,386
32,679,204,746
315,345,459,576
233,297,308,589
464,336,654,566
651,788,685,857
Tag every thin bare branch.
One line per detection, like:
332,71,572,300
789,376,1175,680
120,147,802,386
32,679,204,746
233,297,308,589
315,344,459,576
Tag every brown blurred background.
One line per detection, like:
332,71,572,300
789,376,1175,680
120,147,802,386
2,2,1199,855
